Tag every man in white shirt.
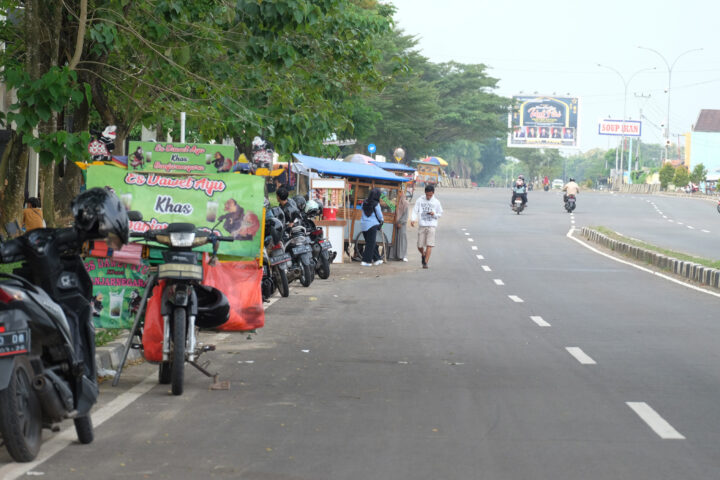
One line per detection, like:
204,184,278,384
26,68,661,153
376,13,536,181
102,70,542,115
410,184,443,269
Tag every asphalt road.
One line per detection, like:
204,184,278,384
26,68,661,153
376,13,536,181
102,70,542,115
2,188,720,479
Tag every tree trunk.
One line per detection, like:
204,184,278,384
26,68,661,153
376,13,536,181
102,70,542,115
0,133,29,227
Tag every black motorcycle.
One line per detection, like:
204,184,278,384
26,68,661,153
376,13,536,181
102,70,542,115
564,194,577,213
302,202,335,280
127,221,234,396
261,208,291,300
0,188,130,462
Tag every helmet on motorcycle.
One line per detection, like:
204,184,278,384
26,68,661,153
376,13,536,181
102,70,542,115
293,195,306,212
71,187,129,246
270,206,285,224
305,199,321,216
195,284,230,329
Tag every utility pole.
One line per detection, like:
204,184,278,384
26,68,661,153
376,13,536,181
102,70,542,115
634,93,652,171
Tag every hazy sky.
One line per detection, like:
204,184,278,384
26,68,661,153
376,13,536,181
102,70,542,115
387,0,720,154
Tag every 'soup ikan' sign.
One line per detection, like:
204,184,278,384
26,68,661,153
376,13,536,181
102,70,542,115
598,119,642,137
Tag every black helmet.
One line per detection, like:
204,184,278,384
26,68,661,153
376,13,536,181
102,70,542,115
269,206,285,224
268,217,283,244
195,285,230,329
569,177,575,182
71,187,129,245
292,195,306,212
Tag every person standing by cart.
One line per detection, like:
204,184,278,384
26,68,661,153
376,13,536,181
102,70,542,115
394,192,410,262
410,184,442,269
360,188,384,267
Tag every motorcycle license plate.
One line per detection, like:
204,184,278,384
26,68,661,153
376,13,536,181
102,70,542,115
320,241,332,250
269,253,292,266
292,245,311,255
0,329,30,357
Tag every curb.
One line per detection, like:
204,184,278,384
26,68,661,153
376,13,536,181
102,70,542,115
95,332,142,376
579,227,720,290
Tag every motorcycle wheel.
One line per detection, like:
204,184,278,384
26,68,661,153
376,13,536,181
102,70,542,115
273,266,289,297
74,414,94,444
317,253,330,280
171,308,186,396
300,262,313,287
0,357,42,462
158,361,171,384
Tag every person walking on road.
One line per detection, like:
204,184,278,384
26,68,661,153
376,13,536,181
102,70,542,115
394,192,410,262
360,188,385,267
410,184,442,269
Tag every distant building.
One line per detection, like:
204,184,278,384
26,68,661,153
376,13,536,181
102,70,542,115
687,109,720,181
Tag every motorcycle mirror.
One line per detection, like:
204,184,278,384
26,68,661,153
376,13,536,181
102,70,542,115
128,210,143,221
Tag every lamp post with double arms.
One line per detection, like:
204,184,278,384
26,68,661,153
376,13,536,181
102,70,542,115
638,46,703,162
597,64,656,183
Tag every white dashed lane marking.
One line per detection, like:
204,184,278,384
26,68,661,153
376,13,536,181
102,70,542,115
566,347,596,365
476,254,484,260
493,279,504,285
481,265,492,271
508,295,524,303
626,402,685,440
530,316,551,327
471,246,478,250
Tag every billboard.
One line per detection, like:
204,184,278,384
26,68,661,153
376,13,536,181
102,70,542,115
598,119,641,137
127,141,237,175
508,95,580,149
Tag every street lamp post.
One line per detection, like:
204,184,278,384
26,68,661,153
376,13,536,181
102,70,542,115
597,64,656,183
638,46,703,163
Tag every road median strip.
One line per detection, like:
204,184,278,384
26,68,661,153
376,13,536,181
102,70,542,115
578,226,720,290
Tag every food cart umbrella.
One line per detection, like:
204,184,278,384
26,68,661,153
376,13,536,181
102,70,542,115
344,153,375,165
420,156,448,166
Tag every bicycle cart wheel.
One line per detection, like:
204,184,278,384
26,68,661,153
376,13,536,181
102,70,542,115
353,229,388,262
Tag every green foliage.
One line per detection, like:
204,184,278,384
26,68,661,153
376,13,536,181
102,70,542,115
3,66,90,164
672,165,689,188
690,163,707,184
658,162,675,190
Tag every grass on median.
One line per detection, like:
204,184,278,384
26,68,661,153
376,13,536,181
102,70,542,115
593,226,720,269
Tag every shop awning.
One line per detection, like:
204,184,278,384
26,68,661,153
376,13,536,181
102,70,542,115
293,153,408,182
371,161,416,173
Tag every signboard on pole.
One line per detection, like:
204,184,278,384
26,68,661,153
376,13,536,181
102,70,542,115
508,95,580,149
598,119,642,137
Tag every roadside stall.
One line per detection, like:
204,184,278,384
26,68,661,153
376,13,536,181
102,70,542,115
292,153,409,261
371,160,416,200
412,156,448,186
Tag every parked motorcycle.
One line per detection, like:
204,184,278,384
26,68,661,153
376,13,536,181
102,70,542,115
280,200,314,288
0,188,130,462
564,194,577,213
512,197,525,214
301,200,335,280
129,220,234,395
88,125,117,162
261,208,291,300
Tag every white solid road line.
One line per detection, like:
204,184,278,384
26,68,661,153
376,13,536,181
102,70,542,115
567,227,720,299
530,315,551,327
482,265,492,271
508,295,524,303
493,279,504,285
626,402,685,439
0,374,158,480
565,347,597,365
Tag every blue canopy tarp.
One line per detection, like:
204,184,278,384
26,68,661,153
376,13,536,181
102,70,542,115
371,161,415,173
293,153,408,182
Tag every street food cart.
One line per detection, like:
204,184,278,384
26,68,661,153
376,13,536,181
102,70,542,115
292,153,409,260
371,160,416,200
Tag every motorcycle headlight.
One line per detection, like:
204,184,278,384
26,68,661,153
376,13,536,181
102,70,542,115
169,232,196,247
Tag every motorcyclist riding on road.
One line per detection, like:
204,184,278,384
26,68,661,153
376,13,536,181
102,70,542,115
511,175,528,207
563,177,580,203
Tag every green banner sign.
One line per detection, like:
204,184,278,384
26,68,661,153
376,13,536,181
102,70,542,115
86,165,265,259
85,257,150,329
127,141,237,175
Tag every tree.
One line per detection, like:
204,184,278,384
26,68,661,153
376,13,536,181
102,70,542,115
672,165,689,189
690,163,707,185
658,162,675,190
